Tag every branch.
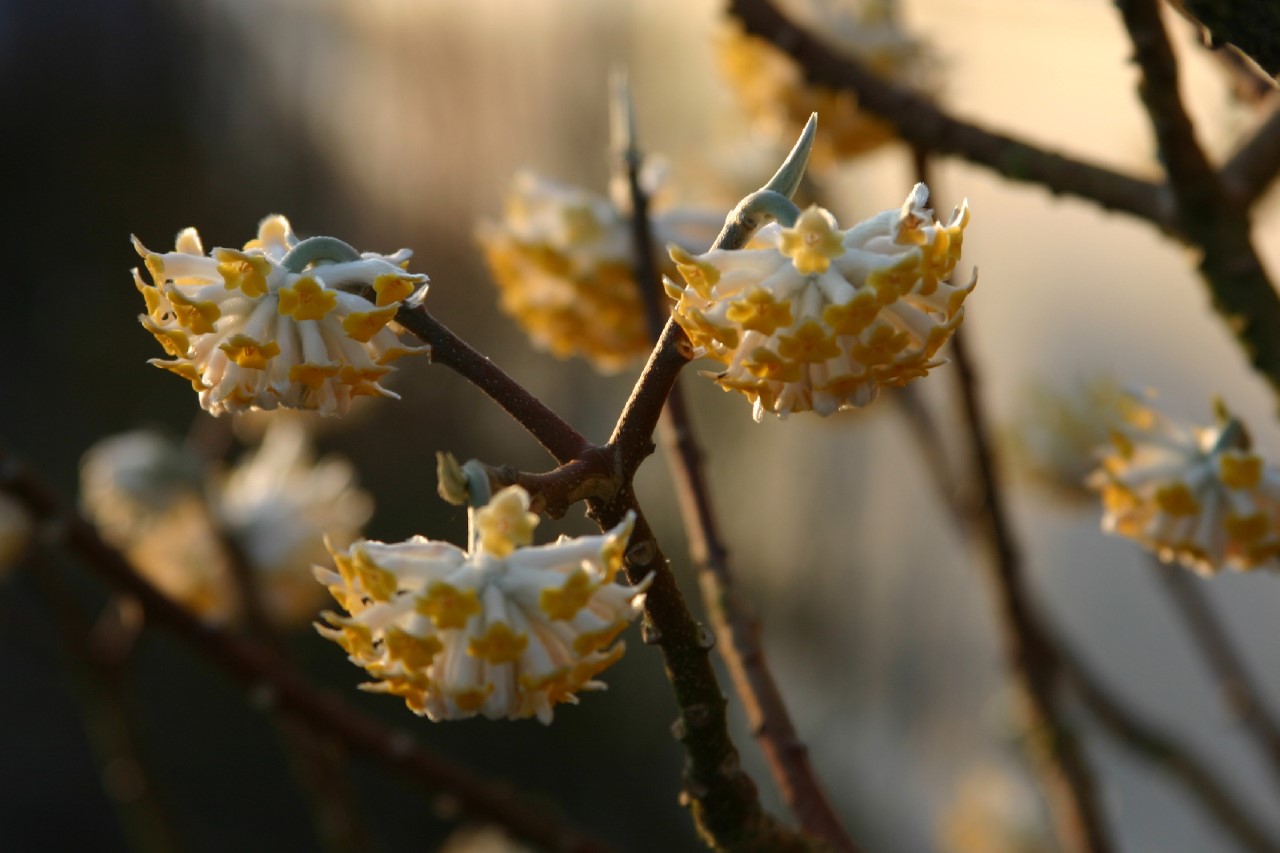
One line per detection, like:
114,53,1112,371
1165,0,1280,79
1117,0,1280,405
614,85,857,850
0,453,613,853
1222,101,1280,208
726,0,1175,230
1058,642,1280,853
392,306,592,465
948,328,1114,853
1154,561,1280,792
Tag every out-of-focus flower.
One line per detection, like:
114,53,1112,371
80,422,371,624
1006,377,1134,504
0,494,31,576
315,485,648,723
132,215,428,417
938,763,1051,853
476,173,717,372
667,183,973,421
1089,394,1280,574
717,0,935,164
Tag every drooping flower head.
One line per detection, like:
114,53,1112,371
477,173,717,372
80,422,372,624
667,183,974,420
315,485,648,723
132,215,429,416
1089,393,1280,574
717,0,935,164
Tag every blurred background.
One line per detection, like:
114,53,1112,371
2,0,1279,850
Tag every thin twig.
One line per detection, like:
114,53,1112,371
1221,100,1280,207
726,0,1175,230
28,553,183,852
1154,560,1280,792
1058,641,1280,853
1117,0,1280,406
614,80,857,851
0,454,613,853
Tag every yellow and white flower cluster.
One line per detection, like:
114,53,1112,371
667,183,973,420
1089,395,1280,574
132,215,428,416
718,0,935,164
80,422,372,624
315,485,648,723
477,173,715,372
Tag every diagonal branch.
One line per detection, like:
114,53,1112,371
0,452,613,853
727,0,1175,230
1221,101,1280,208
1117,0,1280,405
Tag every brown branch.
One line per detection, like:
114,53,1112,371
949,329,1113,853
726,0,1175,230
616,104,857,850
1058,642,1280,853
0,453,613,853
1222,100,1280,208
1118,0,1280,405
1165,0,1280,79
392,306,592,465
1154,561,1280,792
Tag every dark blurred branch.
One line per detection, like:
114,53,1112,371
29,554,182,853
616,97,858,850
726,0,1175,230
949,328,1113,853
1222,101,1280,207
1059,641,1280,853
1165,0,1280,80
0,453,613,853
1154,561,1280,793
1118,0,1280,405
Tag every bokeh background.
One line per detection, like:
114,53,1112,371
2,0,1280,850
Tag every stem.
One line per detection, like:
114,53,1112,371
1154,560,1280,793
726,0,1175,229
1117,0,1280,407
0,454,612,853
614,90,857,850
1221,101,1280,208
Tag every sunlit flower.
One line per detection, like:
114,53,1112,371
132,215,429,416
315,485,648,723
667,183,974,420
717,0,935,164
80,422,372,624
0,494,31,576
1089,394,1280,574
477,173,717,372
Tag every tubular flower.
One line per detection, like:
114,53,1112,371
132,215,429,416
80,423,372,625
717,0,935,164
667,183,974,421
476,173,716,372
315,485,648,723
1088,395,1280,574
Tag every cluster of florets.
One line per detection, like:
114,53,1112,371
132,215,428,416
667,183,974,420
315,486,649,723
1089,396,1280,574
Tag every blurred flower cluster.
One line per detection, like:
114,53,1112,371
477,172,717,372
81,420,371,625
667,183,973,420
717,0,935,164
132,215,428,417
315,485,648,723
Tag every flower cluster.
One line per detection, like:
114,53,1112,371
132,215,428,417
717,0,934,164
1089,395,1280,573
477,173,716,372
315,485,648,723
80,422,372,624
666,183,974,420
